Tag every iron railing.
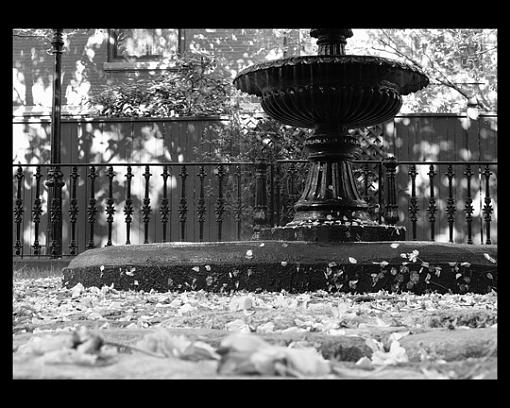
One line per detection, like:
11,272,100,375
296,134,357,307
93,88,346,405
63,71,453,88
12,159,497,258
271,159,497,244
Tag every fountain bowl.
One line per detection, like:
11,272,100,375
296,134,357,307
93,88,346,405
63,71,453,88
234,55,429,129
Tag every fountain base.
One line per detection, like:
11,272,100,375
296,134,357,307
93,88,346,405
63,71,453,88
62,241,496,294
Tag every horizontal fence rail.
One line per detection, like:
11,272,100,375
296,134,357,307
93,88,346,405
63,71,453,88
12,159,497,258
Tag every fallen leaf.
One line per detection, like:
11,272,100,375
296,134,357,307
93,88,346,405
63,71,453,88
225,319,251,333
178,303,197,315
355,356,373,369
371,340,409,366
483,253,496,264
217,333,329,377
71,283,84,299
256,322,275,334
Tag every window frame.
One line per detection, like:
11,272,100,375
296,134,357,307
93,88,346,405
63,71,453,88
107,28,184,62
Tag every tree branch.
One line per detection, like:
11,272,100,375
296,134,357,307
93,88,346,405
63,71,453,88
375,31,490,110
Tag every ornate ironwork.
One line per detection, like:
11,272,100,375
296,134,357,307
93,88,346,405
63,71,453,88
178,165,188,241
196,165,207,242
464,164,474,244
310,28,353,56
482,165,493,245
215,164,227,241
160,165,170,242
268,162,275,227
14,166,24,256
377,162,383,224
445,165,456,243
362,162,370,201
32,166,43,255
383,157,399,225
234,55,429,103
87,166,98,249
291,133,368,223
46,166,64,258
285,162,298,221
408,164,418,240
427,164,437,241
274,162,282,226
234,165,243,240
47,29,64,258
142,165,152,244
68,166,79,254
124,165,133,245
253,159,269,237
105,166,115,247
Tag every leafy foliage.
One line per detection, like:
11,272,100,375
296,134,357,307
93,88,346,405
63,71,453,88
90,53,236,118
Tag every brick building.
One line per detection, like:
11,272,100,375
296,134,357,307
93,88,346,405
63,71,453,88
13,28,310,117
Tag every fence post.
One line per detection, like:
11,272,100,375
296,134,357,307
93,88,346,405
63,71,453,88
45,29,64,258
482,165,493,245
382,156,399,225
14,166,24,256
253,158,270,239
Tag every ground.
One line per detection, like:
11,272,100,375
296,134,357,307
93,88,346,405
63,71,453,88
12,269,497,379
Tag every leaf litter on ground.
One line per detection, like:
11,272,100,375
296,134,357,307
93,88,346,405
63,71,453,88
13,276,497,378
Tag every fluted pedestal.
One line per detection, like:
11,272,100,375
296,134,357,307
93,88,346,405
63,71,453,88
262,126,405,242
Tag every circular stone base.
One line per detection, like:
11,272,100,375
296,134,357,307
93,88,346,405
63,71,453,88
62,241,497,294
256,224,405,242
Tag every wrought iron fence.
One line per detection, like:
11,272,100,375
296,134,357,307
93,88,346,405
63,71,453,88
272,159,497,244
13,162,255,257
12,159,497,258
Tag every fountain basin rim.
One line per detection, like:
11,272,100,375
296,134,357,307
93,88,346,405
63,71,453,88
66,240,497,270
234,54,429,96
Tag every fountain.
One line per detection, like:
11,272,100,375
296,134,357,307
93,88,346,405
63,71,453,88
63,29,496,294
234,28,428,242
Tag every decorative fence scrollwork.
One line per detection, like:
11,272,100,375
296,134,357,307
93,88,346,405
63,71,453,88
12,159,497,258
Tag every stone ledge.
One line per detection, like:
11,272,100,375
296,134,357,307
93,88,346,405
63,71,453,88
62,241,497,294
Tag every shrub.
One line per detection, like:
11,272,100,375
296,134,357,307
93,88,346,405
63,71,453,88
90,53,236,118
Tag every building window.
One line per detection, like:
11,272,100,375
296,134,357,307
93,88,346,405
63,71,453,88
108,29,183,62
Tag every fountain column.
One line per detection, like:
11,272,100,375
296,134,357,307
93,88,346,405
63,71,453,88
290,29,369,224
291,125,370,224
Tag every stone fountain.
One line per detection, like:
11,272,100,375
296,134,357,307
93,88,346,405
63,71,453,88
63,29,496,294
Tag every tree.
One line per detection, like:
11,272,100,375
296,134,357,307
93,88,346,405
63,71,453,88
359,29,496,114
299,28,497,114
